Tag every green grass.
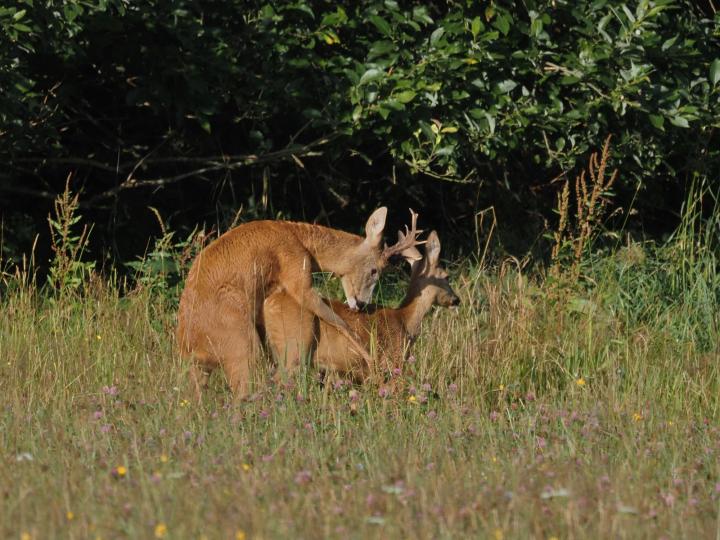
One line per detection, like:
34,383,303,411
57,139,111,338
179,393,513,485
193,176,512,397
1,235,719,540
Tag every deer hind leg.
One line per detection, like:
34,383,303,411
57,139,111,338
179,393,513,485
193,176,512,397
264,292,316,384
177,321,216,403
280,310,315,381
212,313,263,400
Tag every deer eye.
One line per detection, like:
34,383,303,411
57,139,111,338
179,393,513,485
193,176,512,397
370,268,378,277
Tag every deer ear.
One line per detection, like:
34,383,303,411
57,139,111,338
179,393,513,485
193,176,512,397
364,207,387,246
425,231,441,267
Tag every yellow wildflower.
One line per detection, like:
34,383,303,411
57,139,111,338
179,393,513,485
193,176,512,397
408,395,417,403
179,399,190,408
160,454,169,463
21,533,32,540
241,463,252,472
494,529,503,540
116,465,127,477
633,412,643,422
154,523,167,538
66,511,74,521
96,335,102,340
576,377,586,387
499,384,504,391
236,531,247,540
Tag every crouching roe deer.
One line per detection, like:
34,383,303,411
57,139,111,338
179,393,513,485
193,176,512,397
263,229,460,382
176,207,424,399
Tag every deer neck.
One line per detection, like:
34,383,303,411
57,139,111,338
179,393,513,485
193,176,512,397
286,222,363,273
398,288,434,340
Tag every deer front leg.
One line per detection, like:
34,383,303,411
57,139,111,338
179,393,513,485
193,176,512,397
306,291,373,366
281,256,373,366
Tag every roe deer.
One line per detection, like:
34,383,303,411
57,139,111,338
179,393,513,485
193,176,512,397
176,207,423,399
263,230,460,382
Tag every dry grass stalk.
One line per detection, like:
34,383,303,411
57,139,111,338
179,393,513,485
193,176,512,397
551,135,618,278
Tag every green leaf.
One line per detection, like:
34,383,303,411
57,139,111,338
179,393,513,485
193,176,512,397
382,99,404,111
661,36,677,51
287,3,314,19
648,114,664,130
412,6,434,25
485,114,496,135
493,15,510,36
669,115,689,128
496,79,517,93
471,110,496,134
359,68,383,86
12,22,31,32
469,108,486,120
368,40,395,59
559,75,581,85
471,17,483,38
369,15,391,36
530,17,543,37
430,27,445,46
302,108,321,119
13,9,26,20
289,3,314,19
394,90,416,103
621,4,636,23
710,59,720,86
320,7,347,27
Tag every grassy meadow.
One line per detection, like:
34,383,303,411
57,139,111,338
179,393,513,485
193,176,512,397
2,183,720,539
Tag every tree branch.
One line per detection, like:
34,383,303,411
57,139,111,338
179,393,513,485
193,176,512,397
8,132,342,205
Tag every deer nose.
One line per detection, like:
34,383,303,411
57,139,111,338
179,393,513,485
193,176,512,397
356,300,367,310
451,296,461,307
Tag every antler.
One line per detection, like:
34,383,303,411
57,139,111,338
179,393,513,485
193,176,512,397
381,209,425,263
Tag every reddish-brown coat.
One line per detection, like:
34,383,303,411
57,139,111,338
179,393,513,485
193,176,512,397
177,209,389,399
263,231,460,382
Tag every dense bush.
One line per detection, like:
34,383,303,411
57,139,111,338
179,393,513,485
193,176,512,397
1,1,718,264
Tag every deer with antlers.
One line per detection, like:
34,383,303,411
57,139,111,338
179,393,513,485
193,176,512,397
176,208,424,399
263,218,460,382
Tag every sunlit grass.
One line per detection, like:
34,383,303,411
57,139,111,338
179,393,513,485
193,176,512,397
1,238,719,538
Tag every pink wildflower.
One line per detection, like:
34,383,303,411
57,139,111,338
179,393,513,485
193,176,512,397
102,385,118,396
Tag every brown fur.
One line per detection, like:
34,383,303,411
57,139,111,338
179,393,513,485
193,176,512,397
177,208,389,399
263,231,460,381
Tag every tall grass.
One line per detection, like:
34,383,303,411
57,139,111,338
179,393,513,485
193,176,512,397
1,175,719,538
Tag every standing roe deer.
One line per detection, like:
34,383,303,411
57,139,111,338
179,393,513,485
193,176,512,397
263,230,460,382
176,207,423,399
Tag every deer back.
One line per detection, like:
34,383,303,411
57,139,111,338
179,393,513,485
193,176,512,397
178,208,393,359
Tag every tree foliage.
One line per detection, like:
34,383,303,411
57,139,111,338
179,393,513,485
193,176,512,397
1,0,718,262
